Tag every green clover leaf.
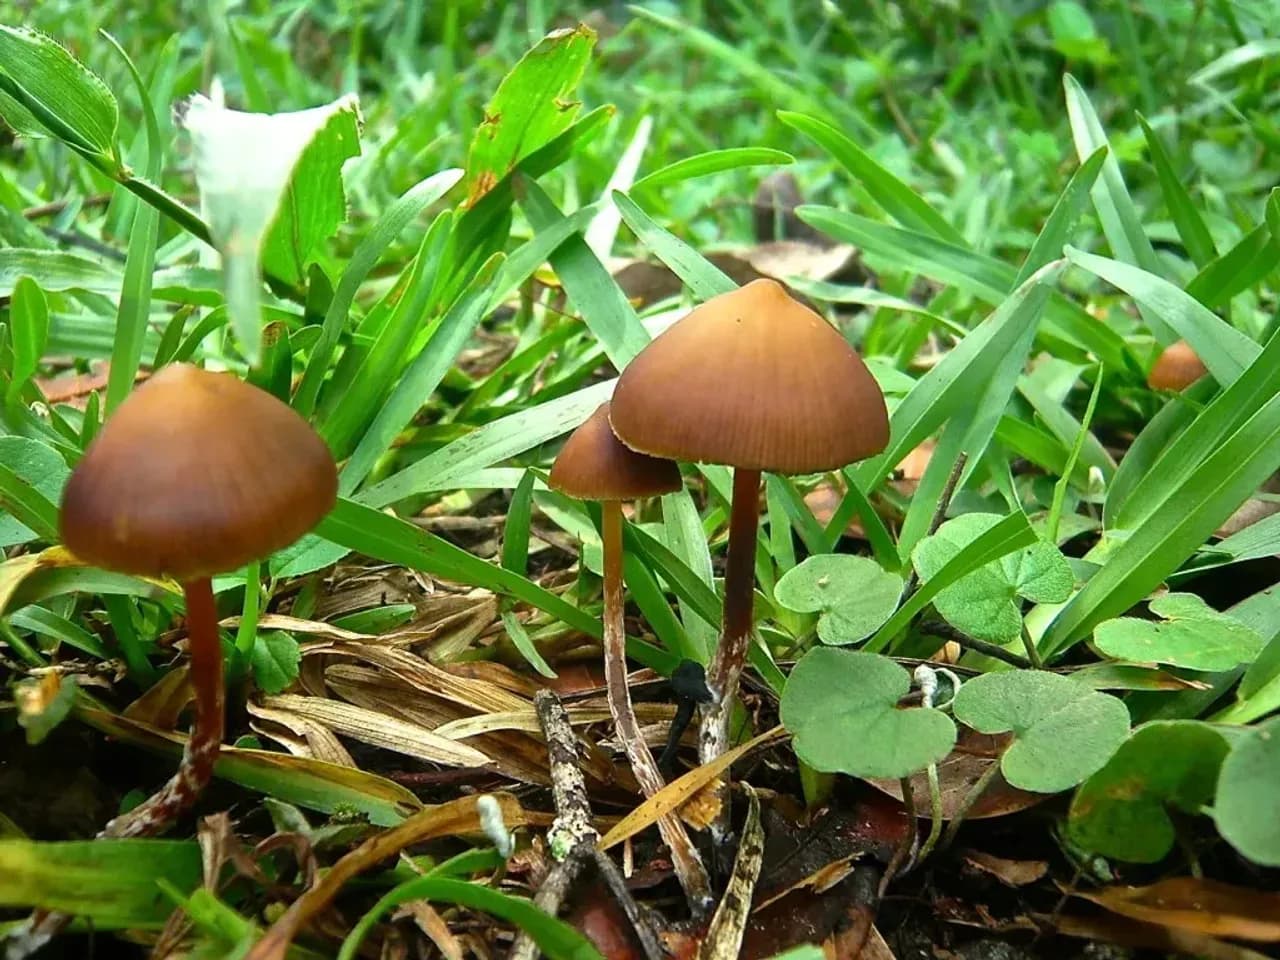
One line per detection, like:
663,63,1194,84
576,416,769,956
912,513,1073,643
952,670,1129,793
1215,716,1280,866
774,554,903,645
781,648,956,779
1068,720,1230,862
1093,593,1264,671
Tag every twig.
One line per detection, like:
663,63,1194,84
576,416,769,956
23,194,113,219
879,777,918,898
939,760,1003,851
918,620,1034,669
901,453,968,599
510,691,663,960
696,786,764,960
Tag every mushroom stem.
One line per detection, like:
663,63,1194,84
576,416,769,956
700,467,761,766
601,502,713,912
101,577,225,838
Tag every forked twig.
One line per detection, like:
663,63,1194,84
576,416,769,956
510,691,663,960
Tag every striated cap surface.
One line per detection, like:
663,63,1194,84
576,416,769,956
549,403,682,501
609,279,889,474
60,364,338,579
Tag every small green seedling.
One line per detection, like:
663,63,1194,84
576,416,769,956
773,554,903,645
913,513,1073,644
1093,593,1264,671
781,648,956,779
952,670,1129,793
1069,720,1230,862
1214,716,1280,867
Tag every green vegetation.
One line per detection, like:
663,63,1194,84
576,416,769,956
1,1,1279,957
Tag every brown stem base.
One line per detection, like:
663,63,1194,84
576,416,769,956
601,503,712,911
698,468,761,848
102,577,225,837
4,578,226,959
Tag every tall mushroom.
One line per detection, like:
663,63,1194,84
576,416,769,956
609,279,889,830
60,363,337,837
549,402,712,910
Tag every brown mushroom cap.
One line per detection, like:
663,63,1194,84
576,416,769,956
60,364,338,580
549,403,682,501
609,278,889,474
1148,339,1208,391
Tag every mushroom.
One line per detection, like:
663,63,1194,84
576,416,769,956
609,278,889,828
549,402,712,908
1148,339,1207,391
59,363,337,837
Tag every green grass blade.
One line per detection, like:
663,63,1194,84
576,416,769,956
1185,219,1280,310
0,462,58,541
100,32,164,413
632,147,793,194
661,489,717,661
518,178,649,369
317,498,601,640
321,211,453,457
779,110,963,244
798,205,1135,373
1137,114,1216,268
1044,389,1280,656
612,191,736,298
341,256,499,494
1065,246,1260,385
359,381,613,509
845,261,1061,501
865,512,1037,653
0,838,199,928
339,875,603,960
1110,330,1280,532
1014,145,1107,286
294,169,463,417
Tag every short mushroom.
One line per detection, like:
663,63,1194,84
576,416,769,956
60,363,337,837
549,402,711,909
609,278,889,821
1148,339,1207,391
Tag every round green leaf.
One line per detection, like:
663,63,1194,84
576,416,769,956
1068,720,1230,862
1215,716,1280,866
913,513,1073,643
1094,593,1264,671
774,554,903,645
781,648,956,779
953,670,1129,793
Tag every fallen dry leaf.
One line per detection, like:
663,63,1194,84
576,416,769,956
244,793,536,960
1073,877,1280,942
1052,911,1273,960
123,666,193,730
867,729,1044,820
247,699,358,766
959,849,1048,887
258,694,494,768
598,726,789,851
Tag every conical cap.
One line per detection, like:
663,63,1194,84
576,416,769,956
60,364,338,579
610,279,889,474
